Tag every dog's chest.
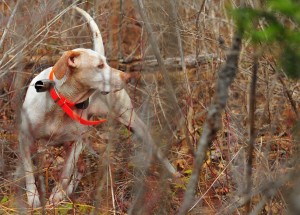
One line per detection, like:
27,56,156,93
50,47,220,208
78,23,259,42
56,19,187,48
36,108,89,144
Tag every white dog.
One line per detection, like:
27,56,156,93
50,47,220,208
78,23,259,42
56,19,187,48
18,6,176,208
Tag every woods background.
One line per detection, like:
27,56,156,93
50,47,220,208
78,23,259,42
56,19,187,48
0,0,300,214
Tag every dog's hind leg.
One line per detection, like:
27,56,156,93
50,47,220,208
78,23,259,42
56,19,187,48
49,140,85,204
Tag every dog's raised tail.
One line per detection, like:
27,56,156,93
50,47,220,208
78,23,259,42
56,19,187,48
73,6,105,56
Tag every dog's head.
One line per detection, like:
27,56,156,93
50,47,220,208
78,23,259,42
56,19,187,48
52,48,139,94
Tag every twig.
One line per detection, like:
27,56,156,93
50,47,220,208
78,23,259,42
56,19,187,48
169,0,195,153
0,0,21,50
118,0,123,60
195,0,206,66
0,1,80,74
130,1,185,212
277,74,299,119
169,0,189,92
93,153,109,215
189,147,244,212
154,78,177,139
268,53,299,119
6,53,218,72
135,0,185,161
109,164,116,215
177,32,242,215
221,173,291,214
135,0,179,106
244,53,258,212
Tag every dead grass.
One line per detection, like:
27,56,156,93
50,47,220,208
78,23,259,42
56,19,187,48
0,0,299,214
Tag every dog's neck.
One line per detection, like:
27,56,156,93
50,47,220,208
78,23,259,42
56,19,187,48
53,73,95,104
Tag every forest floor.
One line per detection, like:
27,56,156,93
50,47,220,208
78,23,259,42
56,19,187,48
1,57,299,214
1,1,300,214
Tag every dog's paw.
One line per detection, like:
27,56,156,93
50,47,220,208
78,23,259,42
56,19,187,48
27,193,41,208
49,186,66,205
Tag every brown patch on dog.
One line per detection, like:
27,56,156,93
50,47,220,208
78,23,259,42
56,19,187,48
52,51,80,80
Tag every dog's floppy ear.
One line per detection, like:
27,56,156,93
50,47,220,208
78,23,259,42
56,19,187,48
52,51,80,80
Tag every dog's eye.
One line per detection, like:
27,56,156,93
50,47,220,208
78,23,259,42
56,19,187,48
98,63,104,69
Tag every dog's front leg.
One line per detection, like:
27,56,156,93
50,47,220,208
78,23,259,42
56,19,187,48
65,167,83,197
90,90,177,175
122,110,177,175
49,140,84,204
19,131,41,208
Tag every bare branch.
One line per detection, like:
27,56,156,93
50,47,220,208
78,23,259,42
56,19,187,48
135,0,179,106
244,54,258,212
0,0,21,50
178,32,242,215
195,0,206,65
169,0,188,91
7,53,218,72
278,74,299,119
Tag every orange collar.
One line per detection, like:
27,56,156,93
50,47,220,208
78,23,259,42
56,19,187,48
48,69,106,126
